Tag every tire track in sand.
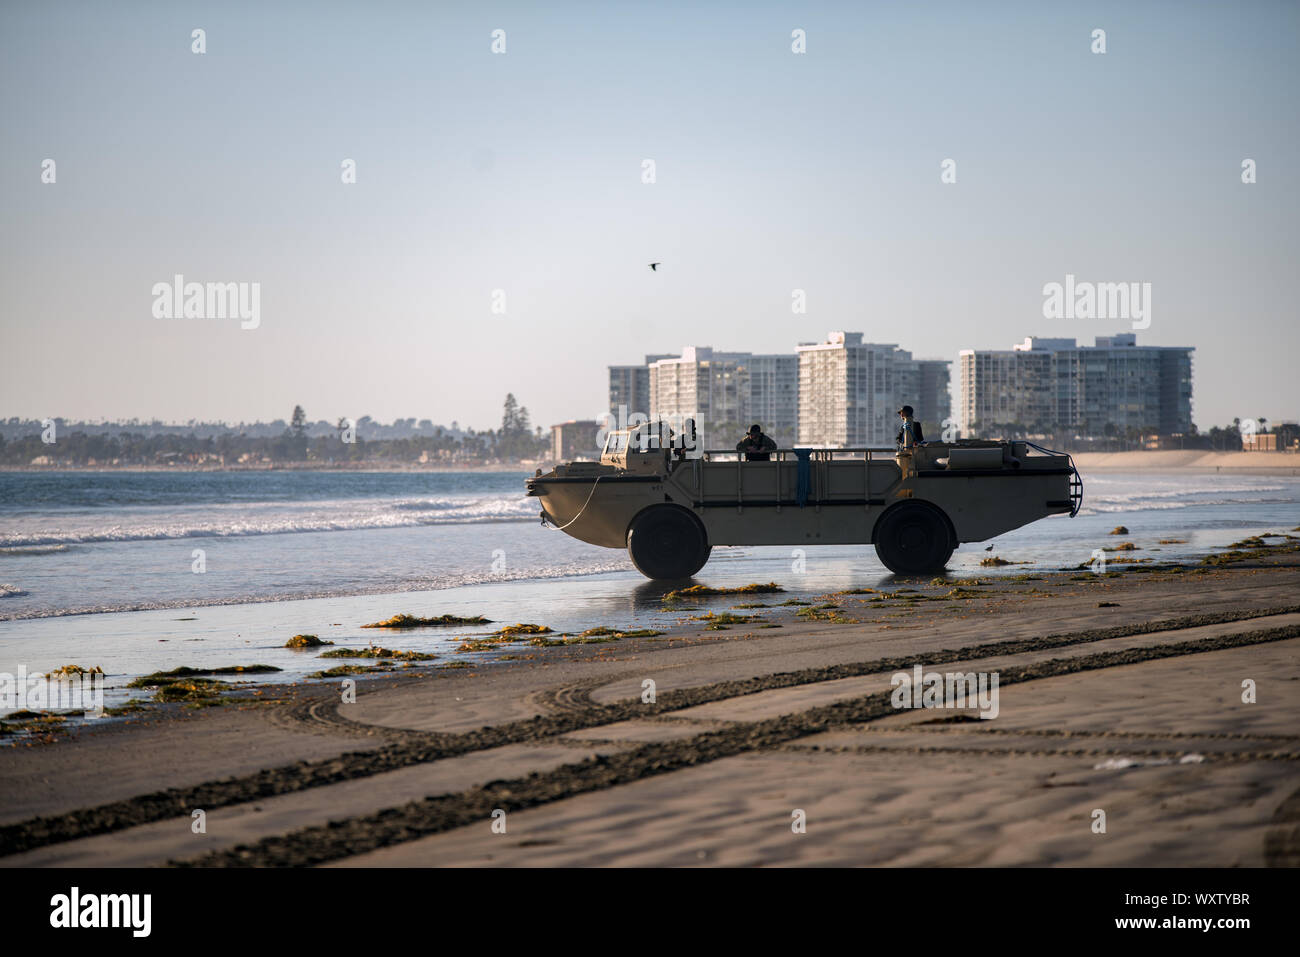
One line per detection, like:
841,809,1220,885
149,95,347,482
179,622,1300,867
2,605,1296,858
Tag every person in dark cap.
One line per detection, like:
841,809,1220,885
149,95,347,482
736,423,777,461
896,406,924,450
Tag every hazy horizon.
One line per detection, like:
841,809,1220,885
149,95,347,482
2,0,1297,432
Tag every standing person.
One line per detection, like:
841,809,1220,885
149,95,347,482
896,406,924,450
736,424,777,461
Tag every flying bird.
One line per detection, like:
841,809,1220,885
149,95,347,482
648,262,661,271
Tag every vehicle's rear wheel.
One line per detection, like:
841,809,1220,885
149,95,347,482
873,503,954,574
627,506,711,580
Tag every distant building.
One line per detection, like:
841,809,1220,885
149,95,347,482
643,347,798,448
1241,432,1277,451
958,334,1193,438
550,420,601,462
908,358,953,436
608,355,673,418
796,332,951,447
1271,422,1300,451
745,354,799,447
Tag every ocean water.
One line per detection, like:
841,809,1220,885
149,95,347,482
0,468,1296,705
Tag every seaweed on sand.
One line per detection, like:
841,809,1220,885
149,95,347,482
285,634,333,649
319,647,437,661
361,613,493,629
662,583,784,601
128,665,280,689
46,664,104,678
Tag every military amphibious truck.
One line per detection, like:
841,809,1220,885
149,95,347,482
526,426,1082,579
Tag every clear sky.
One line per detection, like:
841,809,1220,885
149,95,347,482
2,0,1297,432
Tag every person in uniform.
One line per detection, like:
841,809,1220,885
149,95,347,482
736,424,778,461
896,406,924,450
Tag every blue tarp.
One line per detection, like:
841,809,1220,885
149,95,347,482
794,449,812,506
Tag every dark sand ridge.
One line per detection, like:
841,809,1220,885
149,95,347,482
2,549,1298,867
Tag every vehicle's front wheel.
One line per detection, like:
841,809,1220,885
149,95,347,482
873,503,954,574
627,506,711,580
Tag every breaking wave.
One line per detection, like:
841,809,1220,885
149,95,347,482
0,494,539,548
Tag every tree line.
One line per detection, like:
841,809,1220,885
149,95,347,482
0,395,551,467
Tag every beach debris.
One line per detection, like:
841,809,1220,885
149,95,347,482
0,711,70,738
128,665,280,689
151,678,229,703
495,623,552,637
576,626,661,638
796,604,856,623
662,582,784,601
45,664,104,678
529,628,664,647
308,664,392,679
285,634,333,649
1109,526,1129,535
456,637,511,652
1202,537,1300,565
361,613,493,629
690,611,761,630
456,624,557,652
319,647,437,661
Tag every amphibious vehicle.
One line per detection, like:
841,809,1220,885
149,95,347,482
527,426,1081,579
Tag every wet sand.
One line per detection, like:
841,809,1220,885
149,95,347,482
2,548,1298,867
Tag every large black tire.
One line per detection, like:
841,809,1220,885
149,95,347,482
873,503,954,575
627,506,711,580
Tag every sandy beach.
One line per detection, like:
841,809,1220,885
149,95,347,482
1073,451,1300,474
2,539,1297,868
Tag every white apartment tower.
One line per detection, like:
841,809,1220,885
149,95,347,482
797,332,951,447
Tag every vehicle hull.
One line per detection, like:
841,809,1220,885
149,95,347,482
527,443,1078,554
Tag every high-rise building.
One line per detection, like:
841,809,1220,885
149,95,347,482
746,354,799,447
913,359,954,434
958,334,1194,437
647,348,751,447
796,332,951,447
608,354,673,418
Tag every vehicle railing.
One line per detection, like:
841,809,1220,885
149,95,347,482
688,447,899,512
